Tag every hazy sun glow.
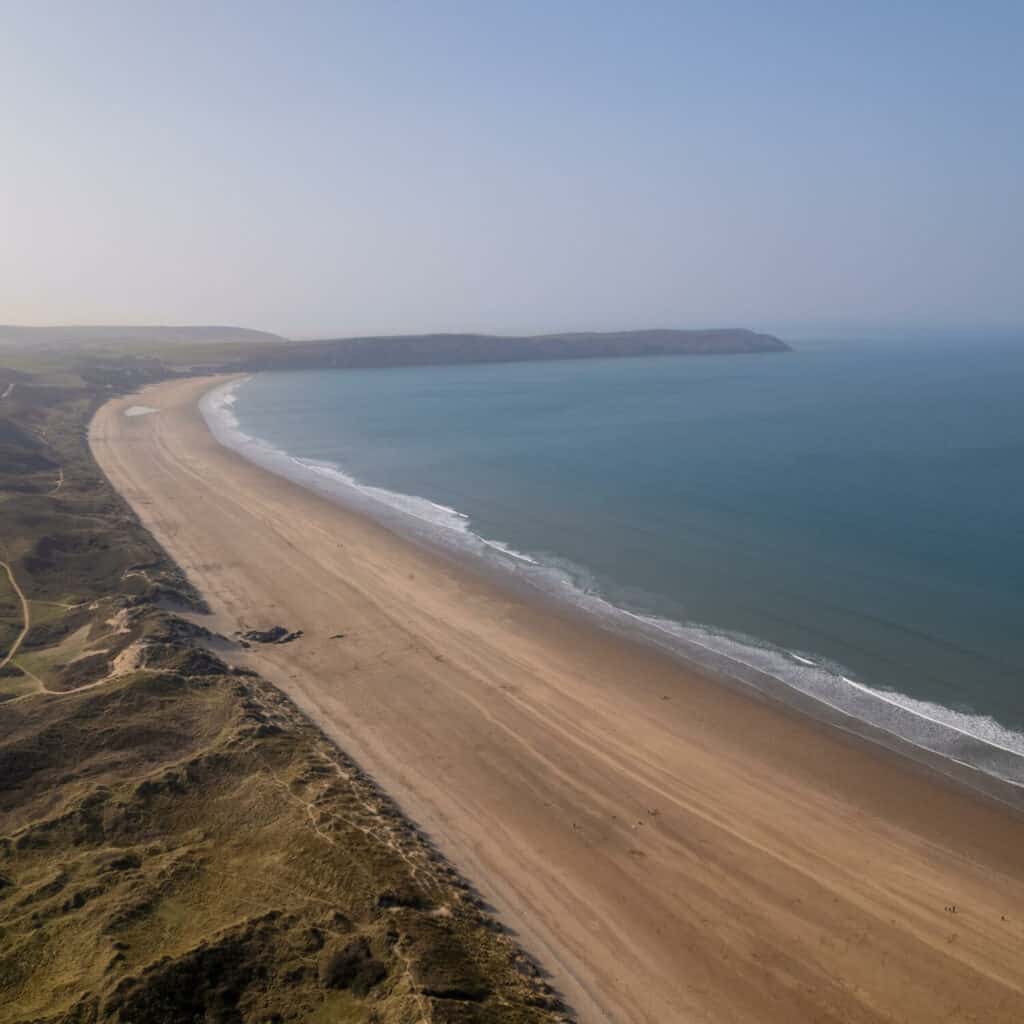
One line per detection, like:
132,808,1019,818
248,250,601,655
2,2,1021,336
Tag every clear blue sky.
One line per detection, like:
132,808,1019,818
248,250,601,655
2,2,1021,337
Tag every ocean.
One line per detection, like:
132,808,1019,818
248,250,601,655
201,335,1024,793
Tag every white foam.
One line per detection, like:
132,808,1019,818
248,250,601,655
482,539,541,564
840,674,1024,760
199,377,1024,792
124,405,159,417
616,614,1024,786
296,457,472,535
201,379,472,540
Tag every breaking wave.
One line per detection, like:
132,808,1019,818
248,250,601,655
201,378,1024,799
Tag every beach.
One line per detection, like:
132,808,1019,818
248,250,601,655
91,375,1024,1023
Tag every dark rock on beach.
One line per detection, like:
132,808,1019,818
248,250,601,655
238,626,304,645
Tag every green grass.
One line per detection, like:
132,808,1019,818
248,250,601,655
0,674,36,701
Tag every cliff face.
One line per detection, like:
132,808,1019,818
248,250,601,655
242,328,790,371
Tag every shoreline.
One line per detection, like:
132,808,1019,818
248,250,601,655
91,374,1024,1023
202,375,1024,810
0,363,564,1023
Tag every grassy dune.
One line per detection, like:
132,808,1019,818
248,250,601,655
0,360,566,1023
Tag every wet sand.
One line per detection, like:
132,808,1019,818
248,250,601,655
91,375,1024,1023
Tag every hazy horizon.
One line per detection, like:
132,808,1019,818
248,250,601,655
3,3,1022,337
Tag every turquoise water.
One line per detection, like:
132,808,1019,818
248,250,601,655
203,337,1024,790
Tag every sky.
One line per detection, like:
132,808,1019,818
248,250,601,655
2,2,1022,338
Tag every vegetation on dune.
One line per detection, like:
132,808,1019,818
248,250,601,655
0,359,568,1023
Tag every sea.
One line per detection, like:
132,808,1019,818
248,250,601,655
201,333,1024,797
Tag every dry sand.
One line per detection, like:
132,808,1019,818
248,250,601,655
91,375,1024,1023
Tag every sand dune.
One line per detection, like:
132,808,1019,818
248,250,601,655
91,375,1024,1023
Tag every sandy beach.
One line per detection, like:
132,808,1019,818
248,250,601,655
91,375,1024,1023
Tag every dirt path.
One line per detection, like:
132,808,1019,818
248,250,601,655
31,671,137,697
0,561,30,671
88,377,1024,1024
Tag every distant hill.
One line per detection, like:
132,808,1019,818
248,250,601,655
241,328,790,371
0,325,790,372
0,325,285,350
